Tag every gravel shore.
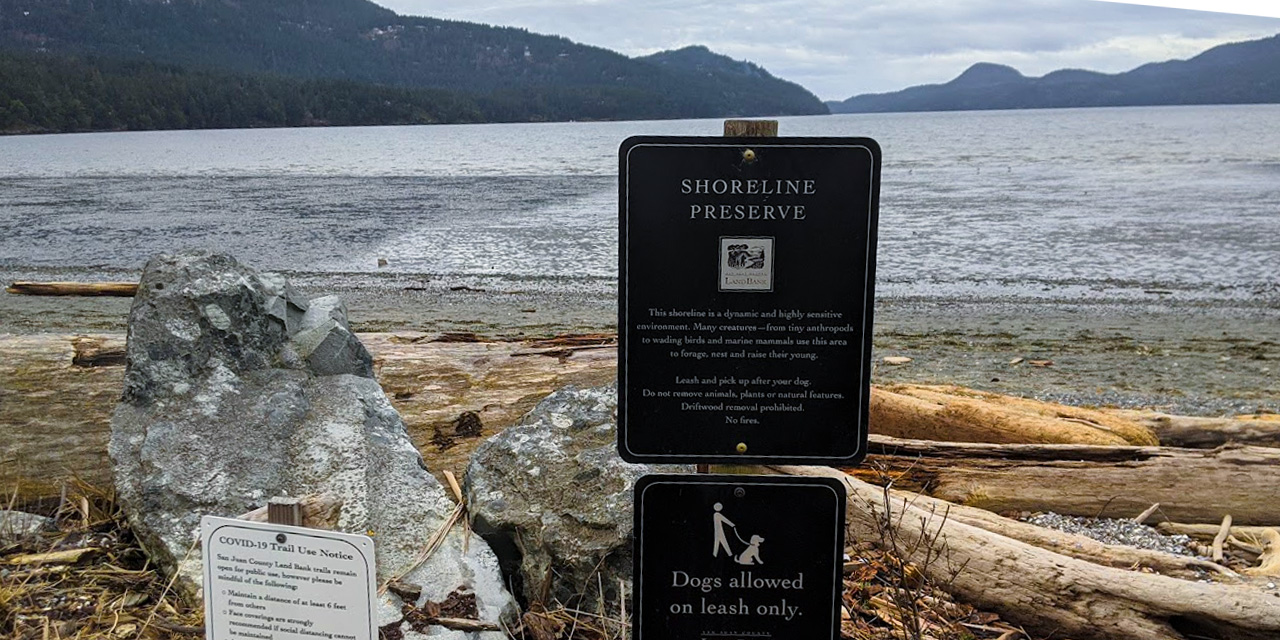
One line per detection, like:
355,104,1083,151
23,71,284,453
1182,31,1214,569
1,272,1276,417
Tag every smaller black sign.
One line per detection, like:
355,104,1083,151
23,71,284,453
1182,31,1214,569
633,474,846,640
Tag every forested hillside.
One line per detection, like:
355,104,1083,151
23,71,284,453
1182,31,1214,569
0,0,827,132
0,52,485,133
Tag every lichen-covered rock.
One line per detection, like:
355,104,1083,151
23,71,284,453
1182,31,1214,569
464,384,684,613
109,251,515,638
0,510,55,545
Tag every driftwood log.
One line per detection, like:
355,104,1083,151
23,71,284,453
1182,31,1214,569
853,434,1280,525
872,486,1237,580
0,333,617,500
1118,410,1280,448
776,465,1280,640
5,282,139,297
1156,522,1279,539
871,383,1159,445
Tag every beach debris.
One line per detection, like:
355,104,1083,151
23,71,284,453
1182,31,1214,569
528,334,616,348
1213,515,1233,562
1244,529,1280,577
0,484,203,639
6,547,102,566
108,250,516,631
1133,502,1161,524
466,383,687,615
883,356,913,365
512,333,619,358
378,257,389,267
5,281,138,297
431,426,457,451
0,509,55,545
453,410,484,437
1028,359,1053,367
386,578,424,603
433,331,482,342
1157,522,1280,539
449,285,486,292
70,335,127,367
1008,357,1024,365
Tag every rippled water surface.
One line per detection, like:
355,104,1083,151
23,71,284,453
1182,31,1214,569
2,105,1278,303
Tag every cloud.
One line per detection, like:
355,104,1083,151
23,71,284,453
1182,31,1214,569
372,0,1280,99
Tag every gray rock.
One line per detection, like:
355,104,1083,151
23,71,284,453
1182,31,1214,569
299,295,350,332
261,272,309,335
0,510,54,545
110,251,515,636
465,383,685,613
290,294,374,378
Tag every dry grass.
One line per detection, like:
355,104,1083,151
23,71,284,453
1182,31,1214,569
841,542,1030,640
3,478,1034,640
0,481,202,639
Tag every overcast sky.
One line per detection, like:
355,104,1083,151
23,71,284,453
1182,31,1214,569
370,0,1279,100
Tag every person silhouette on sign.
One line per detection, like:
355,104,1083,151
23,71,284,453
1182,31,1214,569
712,503,736,558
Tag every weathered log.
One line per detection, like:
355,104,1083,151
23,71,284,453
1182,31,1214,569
0,333,616,500
874,487,1236,580
1118,410,1280,448
776,465,1280,640
857,434,1280,525
6,282,139,297
871,383,1158,446
1156,522,1278,540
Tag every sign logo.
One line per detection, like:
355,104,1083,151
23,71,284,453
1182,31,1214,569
720,237,774,292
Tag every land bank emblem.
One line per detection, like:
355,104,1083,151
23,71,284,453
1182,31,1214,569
719,236,774,292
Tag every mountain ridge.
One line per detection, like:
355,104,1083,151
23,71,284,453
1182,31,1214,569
829,33,1280,113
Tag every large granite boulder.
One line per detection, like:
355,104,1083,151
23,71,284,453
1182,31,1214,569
109,251,515,638
465,384,684,614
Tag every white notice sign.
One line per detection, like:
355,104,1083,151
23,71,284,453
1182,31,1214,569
201,516,378,640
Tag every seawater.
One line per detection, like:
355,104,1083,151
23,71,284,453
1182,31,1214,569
1,105,1278,305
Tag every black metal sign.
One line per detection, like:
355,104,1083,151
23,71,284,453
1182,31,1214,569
618,136,881,465
632,474,847,640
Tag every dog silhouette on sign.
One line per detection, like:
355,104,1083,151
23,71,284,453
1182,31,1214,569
736,535,764,566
